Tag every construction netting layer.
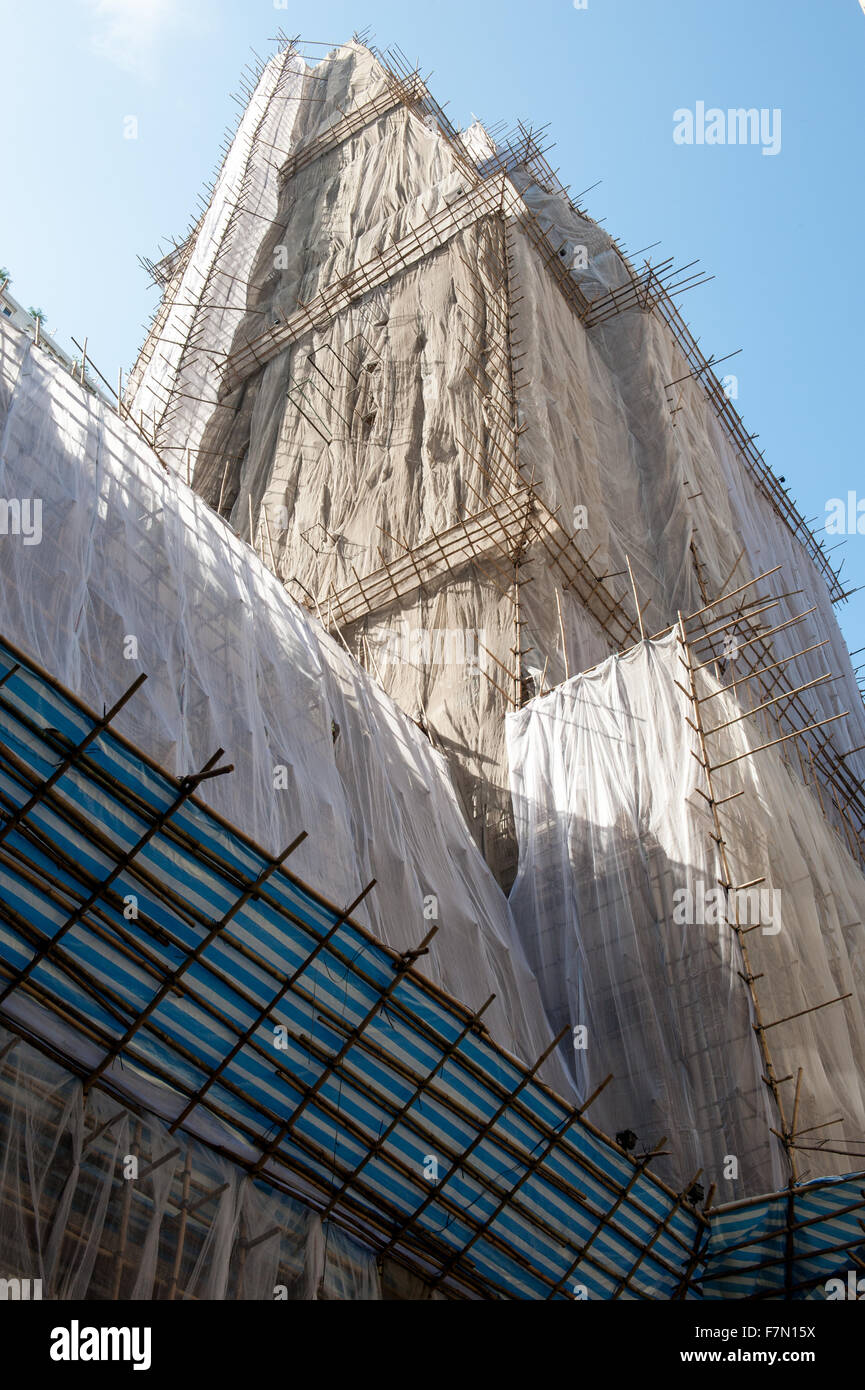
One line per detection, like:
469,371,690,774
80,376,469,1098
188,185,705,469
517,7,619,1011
3,311,865,1297
119,38,865,895
0,1025,383,1301
0,319,563,1092
507,631,865,1197
125,43,308,462
0,644,708,1301
2,1019,864,1301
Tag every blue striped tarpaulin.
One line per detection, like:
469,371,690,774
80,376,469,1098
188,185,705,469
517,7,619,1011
702,1173,865,1300
0,635,702,1300
1,633,862,1300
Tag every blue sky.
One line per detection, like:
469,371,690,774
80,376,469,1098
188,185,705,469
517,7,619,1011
2,0,864,656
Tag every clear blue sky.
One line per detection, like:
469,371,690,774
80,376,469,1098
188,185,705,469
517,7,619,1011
2,0,864,655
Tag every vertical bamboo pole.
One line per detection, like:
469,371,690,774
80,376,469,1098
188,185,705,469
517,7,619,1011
556,588,570,681
110,1117,140,1299
167,1153,192,1301
263,505,278,573
626,554,645,640
217,458,230,517
677,612,795,1180
513,562,523,708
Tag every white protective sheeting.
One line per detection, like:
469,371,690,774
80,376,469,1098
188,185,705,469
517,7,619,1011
507,631,865,1196
0,320,569,1095
0,1025,383,1300
509,171,865,792
125,45,308,463
126,39,863,898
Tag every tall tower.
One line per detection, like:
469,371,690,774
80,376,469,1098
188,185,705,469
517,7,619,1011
127,39,863,892
125,36,865,1196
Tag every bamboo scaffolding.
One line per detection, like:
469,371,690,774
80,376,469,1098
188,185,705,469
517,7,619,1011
677,615,795,1178
0,941,563,1300
683,647,865,855
248,925,440,1176
13,40,865,1301
0,807,595,1243
316,489,536,628
625,554,647,639
375,1028,569,1260
0,658,712,1289
220,174,507,394
610,1171,702,1300
545,1137,670,1300
0,956,698,1301
279,89,402,182
0,748,233,1008
419,77,844,607
682,558,865,854
0,674,146,848
135,43,302,447
167,878,377,1132
654,283,843,600
319,994,496,1222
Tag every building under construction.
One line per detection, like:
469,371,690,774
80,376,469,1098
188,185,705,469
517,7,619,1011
0,32,864,1300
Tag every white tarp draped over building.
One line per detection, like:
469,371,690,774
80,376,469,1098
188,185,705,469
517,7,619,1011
507,631,865,1195
0,320,568,1095
125,45,308,464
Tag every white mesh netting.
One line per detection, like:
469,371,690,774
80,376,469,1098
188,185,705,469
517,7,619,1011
0,320,569,1096
507,631,865,1195
0,1024,388,1300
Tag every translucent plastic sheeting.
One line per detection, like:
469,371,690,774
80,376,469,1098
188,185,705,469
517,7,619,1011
4,1023,859,1301
0,320,568,1094
155,37,864,898
507,631,865,1196
0,1025,383,1301
508,173,865,789
125,45,308,462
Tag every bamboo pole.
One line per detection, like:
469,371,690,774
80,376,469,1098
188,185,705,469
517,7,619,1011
110,1118,139,1298
676,614,794,1178
709,711,849,771
625,554,646,640
555,589,570,680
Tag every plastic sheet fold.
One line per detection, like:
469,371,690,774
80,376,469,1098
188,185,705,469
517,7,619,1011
507,632,865,1195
